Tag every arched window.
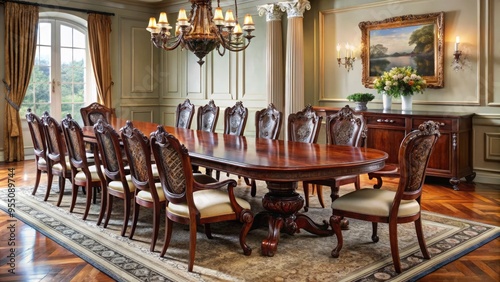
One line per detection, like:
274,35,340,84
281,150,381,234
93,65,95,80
21,13,97,123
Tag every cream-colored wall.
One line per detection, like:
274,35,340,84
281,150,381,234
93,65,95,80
304,0,499,184
1,0,498,185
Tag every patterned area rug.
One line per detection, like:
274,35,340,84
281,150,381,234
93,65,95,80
1,178,498,282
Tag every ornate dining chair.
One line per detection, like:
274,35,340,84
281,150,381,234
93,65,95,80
216,101,248,180
80,102,113,158
93,119,135,236
41,112,73,206
61,114,106,221
25,108,49,197
196,99,219,132
287,105,323,144
150,125,254,272
246,103,283,196
195,99,220,175
223,101,248,136
175,99,195,129
330,120,441,273
80,102,113,126
302,105,367,211
120,120,165,251
255,103,282,140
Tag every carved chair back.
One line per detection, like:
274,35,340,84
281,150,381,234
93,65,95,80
255,103,282,140
80,102,113,126
223,101,248,136
287,105,323,143
61,114,92,171
93,119,127,182
397,120,441,201
326,105,366,147
175,99,195,129
42,112,68,172
196,99,219,132
26,108,47,166
150,126,192,205
120,121,160,201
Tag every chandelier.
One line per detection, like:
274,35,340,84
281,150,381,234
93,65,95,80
146,0,255,66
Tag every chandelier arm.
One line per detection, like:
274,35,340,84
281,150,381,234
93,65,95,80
216,44,226,56
220,40,252,52
151,33,184,51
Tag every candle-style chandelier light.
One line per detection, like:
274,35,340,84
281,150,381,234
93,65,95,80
146,0,256,66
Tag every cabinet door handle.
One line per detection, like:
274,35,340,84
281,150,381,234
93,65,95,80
376,119,395,123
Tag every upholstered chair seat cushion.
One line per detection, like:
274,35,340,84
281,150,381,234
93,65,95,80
52,156,72,172
108,174,136,192
38,158,47,165
167,189,251,219
74,165,103,182
136,182,165,202
331,188,420,217
151,164,159,178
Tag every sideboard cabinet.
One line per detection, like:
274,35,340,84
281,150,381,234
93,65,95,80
314,107,475,190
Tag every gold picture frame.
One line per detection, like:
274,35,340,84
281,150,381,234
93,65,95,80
359,12,444,88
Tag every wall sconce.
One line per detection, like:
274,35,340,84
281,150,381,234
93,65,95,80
451,36,467,71
337,43,355,72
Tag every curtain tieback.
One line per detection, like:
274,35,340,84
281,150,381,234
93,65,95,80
3,79,19,112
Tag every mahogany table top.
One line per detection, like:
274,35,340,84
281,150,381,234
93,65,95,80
82,117,388,182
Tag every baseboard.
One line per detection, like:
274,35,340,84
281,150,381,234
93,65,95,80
474,171,500,186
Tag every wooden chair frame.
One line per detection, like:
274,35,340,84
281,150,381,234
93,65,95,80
121,120,165,251
287,105,323,144
94,119,134,236
175,99,195,129
80,102,113,126
61,114,106,221
151,125,253,272
41,112,72,206
330,120,441,273
25,108,49,197
303,105,367,211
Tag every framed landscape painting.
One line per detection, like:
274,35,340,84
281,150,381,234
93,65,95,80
359,12,444,88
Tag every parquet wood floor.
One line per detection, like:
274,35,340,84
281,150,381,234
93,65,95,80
0,160,498,281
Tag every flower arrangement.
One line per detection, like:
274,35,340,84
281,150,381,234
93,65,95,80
373,66,427,98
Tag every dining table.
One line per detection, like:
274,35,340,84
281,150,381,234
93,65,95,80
82,117,388,256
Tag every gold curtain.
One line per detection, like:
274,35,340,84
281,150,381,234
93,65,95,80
3,2,39,162
88,13,113,108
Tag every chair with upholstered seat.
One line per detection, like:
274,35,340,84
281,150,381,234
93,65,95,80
150,125,254,272
215,101,248,180
61,114,106,221
25,109,49,197
196,99,219,132
80,102,113,126
302,105,367,211
41,112,73,206
93,119,135,236
176,99,196,129
195,99,220,175
223,101,248,136
120,120,166,251
246,103,283,196
330,120,441,273
287,105,323,144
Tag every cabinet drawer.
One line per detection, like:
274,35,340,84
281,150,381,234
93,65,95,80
366,116,406,128
413,118,452,131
